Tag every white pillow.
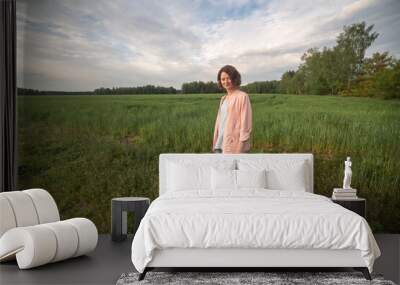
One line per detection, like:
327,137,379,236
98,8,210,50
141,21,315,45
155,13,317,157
211,168,236,190
238,159,308,191
167,162,208,191
167,159,235,192
236,169,267,189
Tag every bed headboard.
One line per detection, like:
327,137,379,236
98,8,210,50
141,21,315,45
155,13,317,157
159,153,314,195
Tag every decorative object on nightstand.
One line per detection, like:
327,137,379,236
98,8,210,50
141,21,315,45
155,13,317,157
331,197,366,218
332,156,357,200
111,197,150,242
343,156,353,189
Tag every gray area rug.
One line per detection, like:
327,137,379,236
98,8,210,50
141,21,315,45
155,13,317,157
116,271,396,285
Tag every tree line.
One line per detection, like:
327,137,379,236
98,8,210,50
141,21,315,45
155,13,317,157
279,22,399,99
94,85,177,95
18,22,399,99
17,80,285,96
17,89,93,95
18,80,281,96
17,85,178,96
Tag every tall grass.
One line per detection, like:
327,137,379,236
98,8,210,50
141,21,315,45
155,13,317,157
17,94,400,233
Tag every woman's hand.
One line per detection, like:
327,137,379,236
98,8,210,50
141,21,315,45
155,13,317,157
239,140,250,153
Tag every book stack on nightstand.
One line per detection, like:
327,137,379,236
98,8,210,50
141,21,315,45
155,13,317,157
332,188,357,200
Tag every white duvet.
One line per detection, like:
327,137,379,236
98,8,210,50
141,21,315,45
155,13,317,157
131,190,380,273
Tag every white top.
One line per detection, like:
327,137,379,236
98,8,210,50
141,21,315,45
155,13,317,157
214,98,228,150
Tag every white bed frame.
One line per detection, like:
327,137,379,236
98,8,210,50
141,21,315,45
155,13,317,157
140,154,370,280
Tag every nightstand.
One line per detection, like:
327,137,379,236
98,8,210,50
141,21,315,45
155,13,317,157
331,197,366,218
111,197,150,242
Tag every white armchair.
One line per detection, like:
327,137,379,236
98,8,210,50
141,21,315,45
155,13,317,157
0,188,98,269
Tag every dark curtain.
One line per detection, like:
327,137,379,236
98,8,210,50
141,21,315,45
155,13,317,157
0,0,17,192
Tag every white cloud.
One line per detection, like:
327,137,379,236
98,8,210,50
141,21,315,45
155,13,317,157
17,0,400,91
339,0,378,19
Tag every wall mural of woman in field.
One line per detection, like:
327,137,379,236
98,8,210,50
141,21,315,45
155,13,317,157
213,65,253,154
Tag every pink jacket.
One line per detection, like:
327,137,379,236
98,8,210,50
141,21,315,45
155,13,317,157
213,90,252,153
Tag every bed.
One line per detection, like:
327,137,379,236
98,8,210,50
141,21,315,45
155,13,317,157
131,153,381,280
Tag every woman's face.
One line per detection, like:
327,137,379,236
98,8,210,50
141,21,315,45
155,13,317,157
220,71,233,91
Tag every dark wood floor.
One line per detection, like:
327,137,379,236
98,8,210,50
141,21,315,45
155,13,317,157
0,234,399,285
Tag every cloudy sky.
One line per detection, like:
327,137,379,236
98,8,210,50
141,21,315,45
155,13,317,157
17,0,400,91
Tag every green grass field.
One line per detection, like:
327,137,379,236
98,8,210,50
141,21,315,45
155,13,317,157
17,94,400,233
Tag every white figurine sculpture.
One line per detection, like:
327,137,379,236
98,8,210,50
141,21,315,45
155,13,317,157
343,157,352,189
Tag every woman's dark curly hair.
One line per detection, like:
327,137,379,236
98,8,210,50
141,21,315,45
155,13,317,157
217,65,241,89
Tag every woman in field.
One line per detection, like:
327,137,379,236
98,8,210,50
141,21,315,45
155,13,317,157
213,65,252,154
